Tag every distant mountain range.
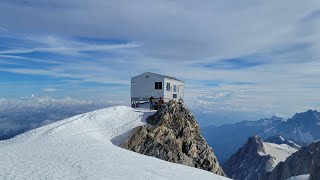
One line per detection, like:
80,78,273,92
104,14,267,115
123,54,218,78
261,110,320,143
202,110,320,163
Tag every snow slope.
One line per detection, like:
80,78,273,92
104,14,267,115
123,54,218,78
261,142,298,171
0,106,229,180
287,174,310,180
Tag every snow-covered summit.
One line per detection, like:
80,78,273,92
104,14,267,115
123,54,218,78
0,106,229,180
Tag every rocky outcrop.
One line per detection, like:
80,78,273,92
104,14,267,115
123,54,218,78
223,135,272,180
121,100,225,176
264,141,320,180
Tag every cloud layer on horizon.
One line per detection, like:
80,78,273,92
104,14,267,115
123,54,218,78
0,95,115,140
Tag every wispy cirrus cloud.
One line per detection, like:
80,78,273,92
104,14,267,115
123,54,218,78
0,54,59,64
0,36,140,55
0,26,8,32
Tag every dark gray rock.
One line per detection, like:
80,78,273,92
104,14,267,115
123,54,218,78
310,156,320,180
121,100,225,176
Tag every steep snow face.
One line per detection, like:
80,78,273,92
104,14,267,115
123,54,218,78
262,142,298,171
0,106,229,180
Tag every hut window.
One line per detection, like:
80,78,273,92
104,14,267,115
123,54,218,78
166,83,170,91
173,85,177,92
155,82,162,89
173,94,177,98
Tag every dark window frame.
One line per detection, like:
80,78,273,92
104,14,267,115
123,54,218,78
166,83,170,91
155,82,162,90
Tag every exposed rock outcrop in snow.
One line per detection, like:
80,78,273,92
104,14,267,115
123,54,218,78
0,106,229,180
121,100,226,176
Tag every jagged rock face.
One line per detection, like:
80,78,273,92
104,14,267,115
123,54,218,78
223,135,272,180
121,100,225,176
264,141,320,180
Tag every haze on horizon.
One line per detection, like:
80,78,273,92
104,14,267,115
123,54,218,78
1,0,320,127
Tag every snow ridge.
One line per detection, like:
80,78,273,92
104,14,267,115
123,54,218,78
0,106,229,180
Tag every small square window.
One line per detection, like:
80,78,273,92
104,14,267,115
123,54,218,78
173,94,177,98
155,82,162,90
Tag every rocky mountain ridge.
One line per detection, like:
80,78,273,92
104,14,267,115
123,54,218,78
121,100,225,176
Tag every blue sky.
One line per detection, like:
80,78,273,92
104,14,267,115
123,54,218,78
1,0,320,126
